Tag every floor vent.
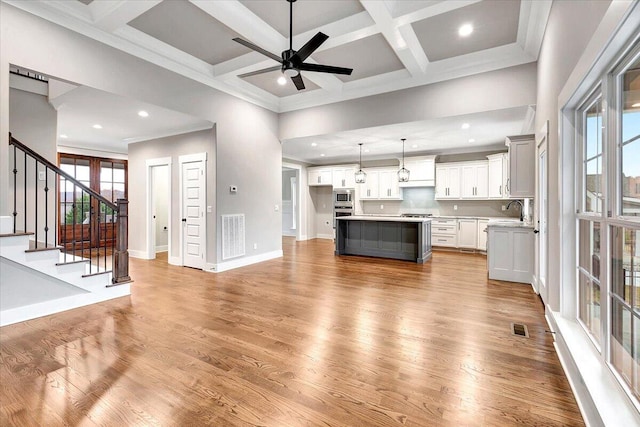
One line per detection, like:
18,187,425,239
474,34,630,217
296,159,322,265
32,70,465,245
222,214,245,260
511,323,529,338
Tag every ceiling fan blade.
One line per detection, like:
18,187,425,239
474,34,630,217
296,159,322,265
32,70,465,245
298,63,353,75
291,73,305,91
232,37,283,63
238,65,282,78
292,32,329,64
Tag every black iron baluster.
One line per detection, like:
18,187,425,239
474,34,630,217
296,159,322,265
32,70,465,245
54,171,58,250
97,201,101,273
34,160,38,249
23,151,27,234
44,166,49,248
63,177,67,263
88,199,92,274
12,144,17,233
72,184,77,261
111,213,116,274
103,202,107,272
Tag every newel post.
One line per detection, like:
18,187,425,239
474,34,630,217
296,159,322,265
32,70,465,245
112,198,131,285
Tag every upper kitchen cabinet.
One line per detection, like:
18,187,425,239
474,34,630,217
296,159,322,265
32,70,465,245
435,164,461,199
398,156,436,187
308,167,333,186
332,165,357,189
460,161,488,199
487,153,509,199
359,168,402,200
505,135,535,198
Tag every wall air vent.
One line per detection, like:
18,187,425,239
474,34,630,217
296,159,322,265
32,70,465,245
222,214,245,260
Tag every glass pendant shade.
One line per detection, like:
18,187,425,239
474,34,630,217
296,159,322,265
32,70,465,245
355,143,366,184
398,138,410,182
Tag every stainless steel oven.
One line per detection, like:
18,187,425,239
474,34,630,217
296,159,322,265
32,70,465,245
333,206,354,228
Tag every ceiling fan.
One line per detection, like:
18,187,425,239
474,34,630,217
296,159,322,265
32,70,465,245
232,0,353,90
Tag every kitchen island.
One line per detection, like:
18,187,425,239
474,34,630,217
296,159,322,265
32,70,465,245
335,216,432,263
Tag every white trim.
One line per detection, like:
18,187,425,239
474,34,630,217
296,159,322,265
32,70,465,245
128,249,151,259
168,255,181,266
282,162,305,241
316,234,334,240
155,245,168,253
57,144,127,159
0,285,130,327
146,157,172,261
0,216,12,234
205,249,283,273
178,152,207,269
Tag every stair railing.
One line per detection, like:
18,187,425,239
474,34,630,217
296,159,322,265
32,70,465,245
8,133,130,285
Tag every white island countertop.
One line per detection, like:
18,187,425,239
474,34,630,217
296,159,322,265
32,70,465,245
339,215,432,223
487,219,535,229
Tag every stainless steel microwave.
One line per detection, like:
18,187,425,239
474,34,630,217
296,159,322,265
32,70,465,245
334,191,352,203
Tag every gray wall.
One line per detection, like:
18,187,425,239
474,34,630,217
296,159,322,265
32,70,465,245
309,186,333,238
535,0,612,311
0,4,282,265
282,169,296,201
279,63,537,140
9,87,57,162
128,129,215,262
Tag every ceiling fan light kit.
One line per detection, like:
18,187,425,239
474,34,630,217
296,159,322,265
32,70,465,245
355,142,366,184
398,138,410,182
233,0,353,91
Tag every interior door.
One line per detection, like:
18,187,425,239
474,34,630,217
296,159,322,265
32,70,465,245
181,159,205,269
537,139,548,304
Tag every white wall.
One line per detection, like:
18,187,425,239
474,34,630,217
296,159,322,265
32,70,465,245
309,186,333,239
128,129,215,262
0,4,282,265
151,165,169,251
279,63,537,140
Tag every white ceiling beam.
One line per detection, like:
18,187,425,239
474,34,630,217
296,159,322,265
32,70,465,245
394,0,483,27
360,1,428,76
517,0,552,59
89,0,162,33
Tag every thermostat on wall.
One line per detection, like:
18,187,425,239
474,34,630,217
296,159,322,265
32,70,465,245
230,185,238,193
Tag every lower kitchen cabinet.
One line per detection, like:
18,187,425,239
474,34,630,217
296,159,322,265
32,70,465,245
477,219,488,250
487,225,534,284
431,218,457,248
457,219,478,249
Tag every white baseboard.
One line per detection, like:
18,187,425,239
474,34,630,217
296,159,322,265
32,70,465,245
206,250,283,273
316,234,334,240
299,234,308,241
155,245,168,253
0,284,131,327
168,256,181,266
0,216,12,234
129,249,152,259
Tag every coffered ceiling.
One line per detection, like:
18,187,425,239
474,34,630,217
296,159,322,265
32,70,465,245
5,0,551,113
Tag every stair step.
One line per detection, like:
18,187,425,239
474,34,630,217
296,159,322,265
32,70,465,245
55,259,90,266
25,246,62,253
0,232,34,237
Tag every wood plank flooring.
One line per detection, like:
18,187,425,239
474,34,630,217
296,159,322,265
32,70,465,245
0,237,584,426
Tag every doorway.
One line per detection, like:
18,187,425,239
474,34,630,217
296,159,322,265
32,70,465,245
282,167,298,237
146,157,172,261
179,153,206,269
536,123,549,305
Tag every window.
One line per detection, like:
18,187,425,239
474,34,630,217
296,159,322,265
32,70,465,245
575,43,640,407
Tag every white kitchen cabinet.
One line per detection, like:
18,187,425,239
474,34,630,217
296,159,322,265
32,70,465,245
487,224,534,284
308,167,332,186
477,219,489,250
358,168,402,200
431,218,457,247
398,156,436,187
435,164,460,199
506,135,535,198
332,165,356,189
487,153,508,199
457,219,478,248
460,161,488,199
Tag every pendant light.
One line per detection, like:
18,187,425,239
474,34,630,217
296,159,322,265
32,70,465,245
354,143,366,184
398,138,410,182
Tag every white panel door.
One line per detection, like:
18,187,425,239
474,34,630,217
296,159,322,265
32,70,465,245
457,219,478,248
488,156,504,198
537,142,548,303
181,159,205,269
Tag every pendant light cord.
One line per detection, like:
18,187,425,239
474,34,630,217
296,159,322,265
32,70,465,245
401,138,406,168
289,0,293,52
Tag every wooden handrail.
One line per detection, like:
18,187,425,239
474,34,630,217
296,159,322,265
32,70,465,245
9,133,117,211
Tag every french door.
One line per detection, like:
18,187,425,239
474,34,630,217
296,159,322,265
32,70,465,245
58,154,127,249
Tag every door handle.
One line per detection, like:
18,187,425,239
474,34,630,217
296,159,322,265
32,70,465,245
533,229,539,234
182,218,187,222
499,185,502,195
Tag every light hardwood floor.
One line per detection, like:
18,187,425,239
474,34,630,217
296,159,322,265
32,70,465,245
0,238,584,426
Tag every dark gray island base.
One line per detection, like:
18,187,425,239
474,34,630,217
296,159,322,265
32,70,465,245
335,216,432,263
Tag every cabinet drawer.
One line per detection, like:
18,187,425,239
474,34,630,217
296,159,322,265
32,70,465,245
432,234,457,247
431,224,456,235
432,218,456,226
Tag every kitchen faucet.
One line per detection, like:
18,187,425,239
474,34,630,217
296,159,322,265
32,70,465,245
507,200,524,221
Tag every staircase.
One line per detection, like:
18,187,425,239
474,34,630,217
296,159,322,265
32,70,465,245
0,135,131,327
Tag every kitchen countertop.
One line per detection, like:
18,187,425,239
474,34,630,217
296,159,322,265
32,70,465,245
487,219,535,229
340,215,432,223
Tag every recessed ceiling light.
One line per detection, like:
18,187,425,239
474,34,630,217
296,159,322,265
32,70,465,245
138,110,149,118
59,134,68,139
277,76,287,86
364,149,370,153
461,123,470,130
320,154,325,157
632,102,640,108
468,138,475,143
92,124,102,129
458,23,473,37
411,144,418,148
311,142,317,147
